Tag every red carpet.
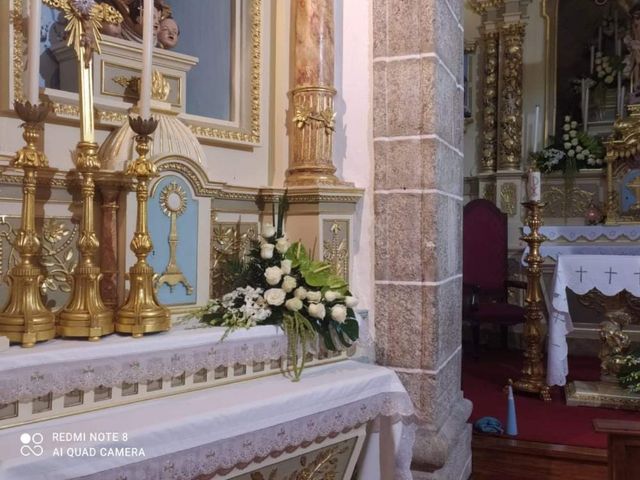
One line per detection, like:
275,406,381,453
462,349,640,449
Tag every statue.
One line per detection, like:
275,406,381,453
624,4,640,95
157,17,179,49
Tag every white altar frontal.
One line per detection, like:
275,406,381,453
547,255,640,387
0,322,415,479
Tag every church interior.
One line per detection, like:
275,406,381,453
0,0,639,479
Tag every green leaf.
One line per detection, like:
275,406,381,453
320,327,336,351
285,242,309,269
340,318,359,341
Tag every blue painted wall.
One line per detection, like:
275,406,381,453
148,175,198,306
171,0,232,120
621,169,640,212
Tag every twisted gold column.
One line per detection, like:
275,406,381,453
0,102,55,347
481,30,499,173
512,201,551,402
115,116,170,337
498,23,526,171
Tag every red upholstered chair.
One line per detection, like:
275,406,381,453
463,199,527,358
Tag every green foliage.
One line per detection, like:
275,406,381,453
618,351,640,393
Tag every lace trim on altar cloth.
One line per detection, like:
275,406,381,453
74,392,416,480
0,314,373,405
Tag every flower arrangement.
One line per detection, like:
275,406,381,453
618,351,640,393
593,51,623,86
533,116,604,173
188,197,359,381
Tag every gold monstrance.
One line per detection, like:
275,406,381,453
45,0,123,340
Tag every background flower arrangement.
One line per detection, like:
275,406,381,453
532,115,604,174
188,197,359,380
618,351,640,393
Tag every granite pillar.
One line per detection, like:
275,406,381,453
286,0,341,186
373,0,471,478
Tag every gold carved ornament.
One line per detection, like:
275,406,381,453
481,31,499,173
209,221,256,299
482,183,497,203
499,23,526,171
113,70,171,102
250,443,349,480
293,106,336,135
499,182,517,216
542,186,595,218
468,0,505,15
322,221,349,281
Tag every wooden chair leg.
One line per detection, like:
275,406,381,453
500,325,509,350
472,323,481,359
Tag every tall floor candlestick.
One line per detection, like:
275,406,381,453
0,101,55,347
139,0,154,118
115,116,170,337
27,0,42,104
512,201,551,402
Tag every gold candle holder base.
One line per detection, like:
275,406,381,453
512,201,552,402
57,143,113,340
115,116,170,337
0,101,55,348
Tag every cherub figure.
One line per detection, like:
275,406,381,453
157,16,179,49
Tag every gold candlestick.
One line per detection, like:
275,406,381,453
0,101,55,347
512,201,551,401
115,116,170,337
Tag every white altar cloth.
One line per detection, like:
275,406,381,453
547,255,640,386
0,360,415,480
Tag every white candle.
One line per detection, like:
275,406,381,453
533,105,540,153
527,170,541,203
139,0,154,118
621,85,626,116
27,0,41,104
584,85,590,132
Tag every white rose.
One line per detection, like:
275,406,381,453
281,259,292,275
583,149,590,156
563,124,571,132
282,275,297,293
324,290,340,302
564,115,571,122
331,304,347,323
306,291,322,302
275,237,290,254
571,138,579,146
261,224,276,239
264,288,286,306
308,303,326,319
260,243,275,260
345,296,358,308
264,266,283,286
568,150,575,157
577,153,585,160
570,121,578,128
563,134,569,141
285,297,303,311
570,130,577,138
575,145,583,153
294,287,307,300
564,142,572,150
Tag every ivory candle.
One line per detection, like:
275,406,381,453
139,0,154,118
527,170,541,203
533,105,540,153
27,0,42,104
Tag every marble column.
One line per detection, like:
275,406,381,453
286,0,341,186
372,0,471,478
99,185,120,310
498,22,526,171
480,27,499,173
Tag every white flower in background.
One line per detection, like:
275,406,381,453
577,153,585,160
564,142,572,150
564,115,572,122
281,259,292,275
294,287,308,300
563,124,571,132
308,303,326,319
306,291,322,302
331,304,347,323
261,224,276,239
571,138,579,146
282,275,297,293
605,75,614,84
576,145,583,153
584,149,590,156
345,296,359,308
264,266,283,286
324,290,340,302
570,130,577,138
285,297,303,311
264,288,286,306
570,121,578,129
260,243,275,260
275,237,290,254
563,134,570,141
587,157,596,166
568,150,576,157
